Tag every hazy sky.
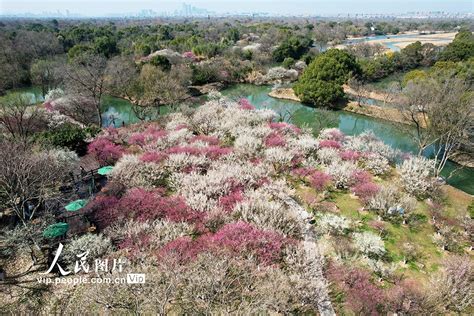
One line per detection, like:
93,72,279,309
1,0,472,16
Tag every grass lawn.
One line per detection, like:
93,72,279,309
295,177,472,284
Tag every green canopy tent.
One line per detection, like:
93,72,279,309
97,166,114,176
42,223,69,239
64,199,88,212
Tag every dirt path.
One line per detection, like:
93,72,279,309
283,196,335,316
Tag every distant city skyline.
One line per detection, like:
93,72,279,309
1,0,472,17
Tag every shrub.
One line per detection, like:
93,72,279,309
35,124,99,155
282,57,295,69
149,55,171,71
273,36,313,62
406,213,427,228
190,61,221,85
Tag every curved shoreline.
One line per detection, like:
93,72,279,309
268,87,473,170
268,87,301,102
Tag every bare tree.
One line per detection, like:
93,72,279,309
63,53,108,127
0,94,46,141
348,77,368,106
380,81,401,106
30,57,65,97
0,141,77,227
106,61,189,121
400,77,473,176
347,43,386,58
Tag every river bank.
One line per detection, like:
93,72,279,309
4,84,473,194
342,84,403,104
268,87,301,101
267,87,473,170
268,87,411,125
340,31,456,51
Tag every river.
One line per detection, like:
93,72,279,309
3,84,472,194
221,84,474,195
344,32,455,52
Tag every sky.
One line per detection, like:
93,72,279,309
1,0,472,16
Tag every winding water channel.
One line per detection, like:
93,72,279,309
3,84,473,194
221,84,473,194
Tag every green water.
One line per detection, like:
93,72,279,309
222,84,473,195
101,96,176,127
0,86,44,104
6,85,473,194
101,95,142,127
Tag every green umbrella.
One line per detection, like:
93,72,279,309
65,199,87,212
97,166,114,175
43,223,69,239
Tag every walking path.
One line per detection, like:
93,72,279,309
283,196,335,316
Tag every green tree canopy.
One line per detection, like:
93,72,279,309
149,55,171,71
272,36,313,62
440,30,474,62
402,69,427,87
294,49,360,107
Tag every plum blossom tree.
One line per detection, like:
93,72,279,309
398,156,436,197
428,255,473,313
317,213,351,235
353,231,386,258
87,137,124,165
